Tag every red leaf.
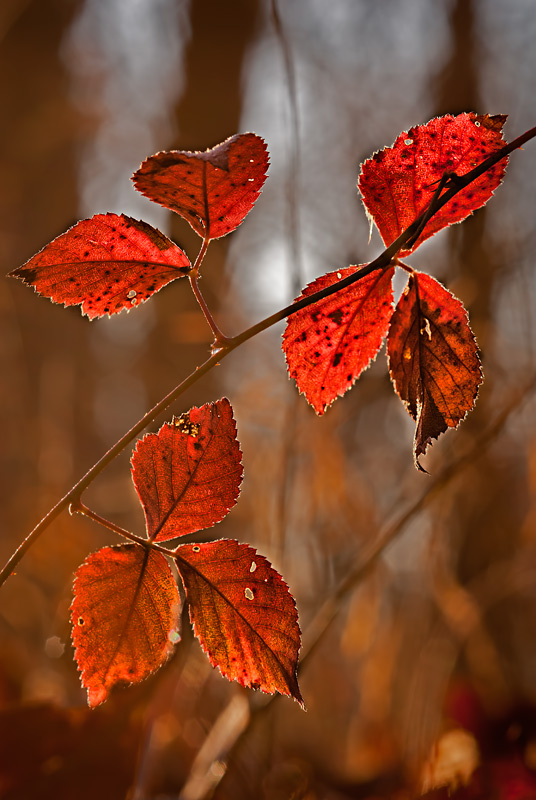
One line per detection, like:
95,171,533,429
9,213,190,319
387,271,482,469
131,398,243,542
175,539,303,705
358,113,508,255
283,266,395,414
71,544,181,708
132,133,269,240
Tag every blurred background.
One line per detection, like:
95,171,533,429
1,0,536,797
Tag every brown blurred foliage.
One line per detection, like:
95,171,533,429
1,0,536,798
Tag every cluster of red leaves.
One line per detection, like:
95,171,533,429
10,113,510,706
284,112,507,467
71,399,303,708
10,133,269,318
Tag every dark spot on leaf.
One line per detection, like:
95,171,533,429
328,309,343,326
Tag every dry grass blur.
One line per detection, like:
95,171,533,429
1,1,536,798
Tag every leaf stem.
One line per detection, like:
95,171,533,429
188,235,232,347
1,124,535,589
189,273,231,348
70,499,178,559
403,171,452,250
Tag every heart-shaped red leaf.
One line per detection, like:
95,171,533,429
71,545,181,708
387,271,482,469
283,266,395,414
132,133,269,240
9,213,191,319
175,539,303,705
131,398,243,542
358,113,508,255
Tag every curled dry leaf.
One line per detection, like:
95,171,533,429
359,113,508,255
71,545,181,708
283,266,395,414
131,398,243,542
10,213,190,319
175,539,303,706
387,271,482,470
132,133,269,241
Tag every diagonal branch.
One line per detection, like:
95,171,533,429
1,125,534,589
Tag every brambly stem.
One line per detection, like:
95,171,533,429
189,272,232,348
1,124,535,590
187,235,232,347
70,500,178,559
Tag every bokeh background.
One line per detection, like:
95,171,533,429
1,1,536,797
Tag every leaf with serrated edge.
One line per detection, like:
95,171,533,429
71,545,181,708
283,266,395,414
175,539,303,705
132,133,269,241
387,271,482,470
131,398,243,542
358,113,508,255
9,213,190,319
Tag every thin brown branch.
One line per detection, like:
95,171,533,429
70,500,178,559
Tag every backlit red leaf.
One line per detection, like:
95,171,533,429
283,265,395,414
175,539,303,705
131,398,243,542
132,133,269,240
71,544,181,708
387,271,482,469
9,213,191,319
359,113,508,255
